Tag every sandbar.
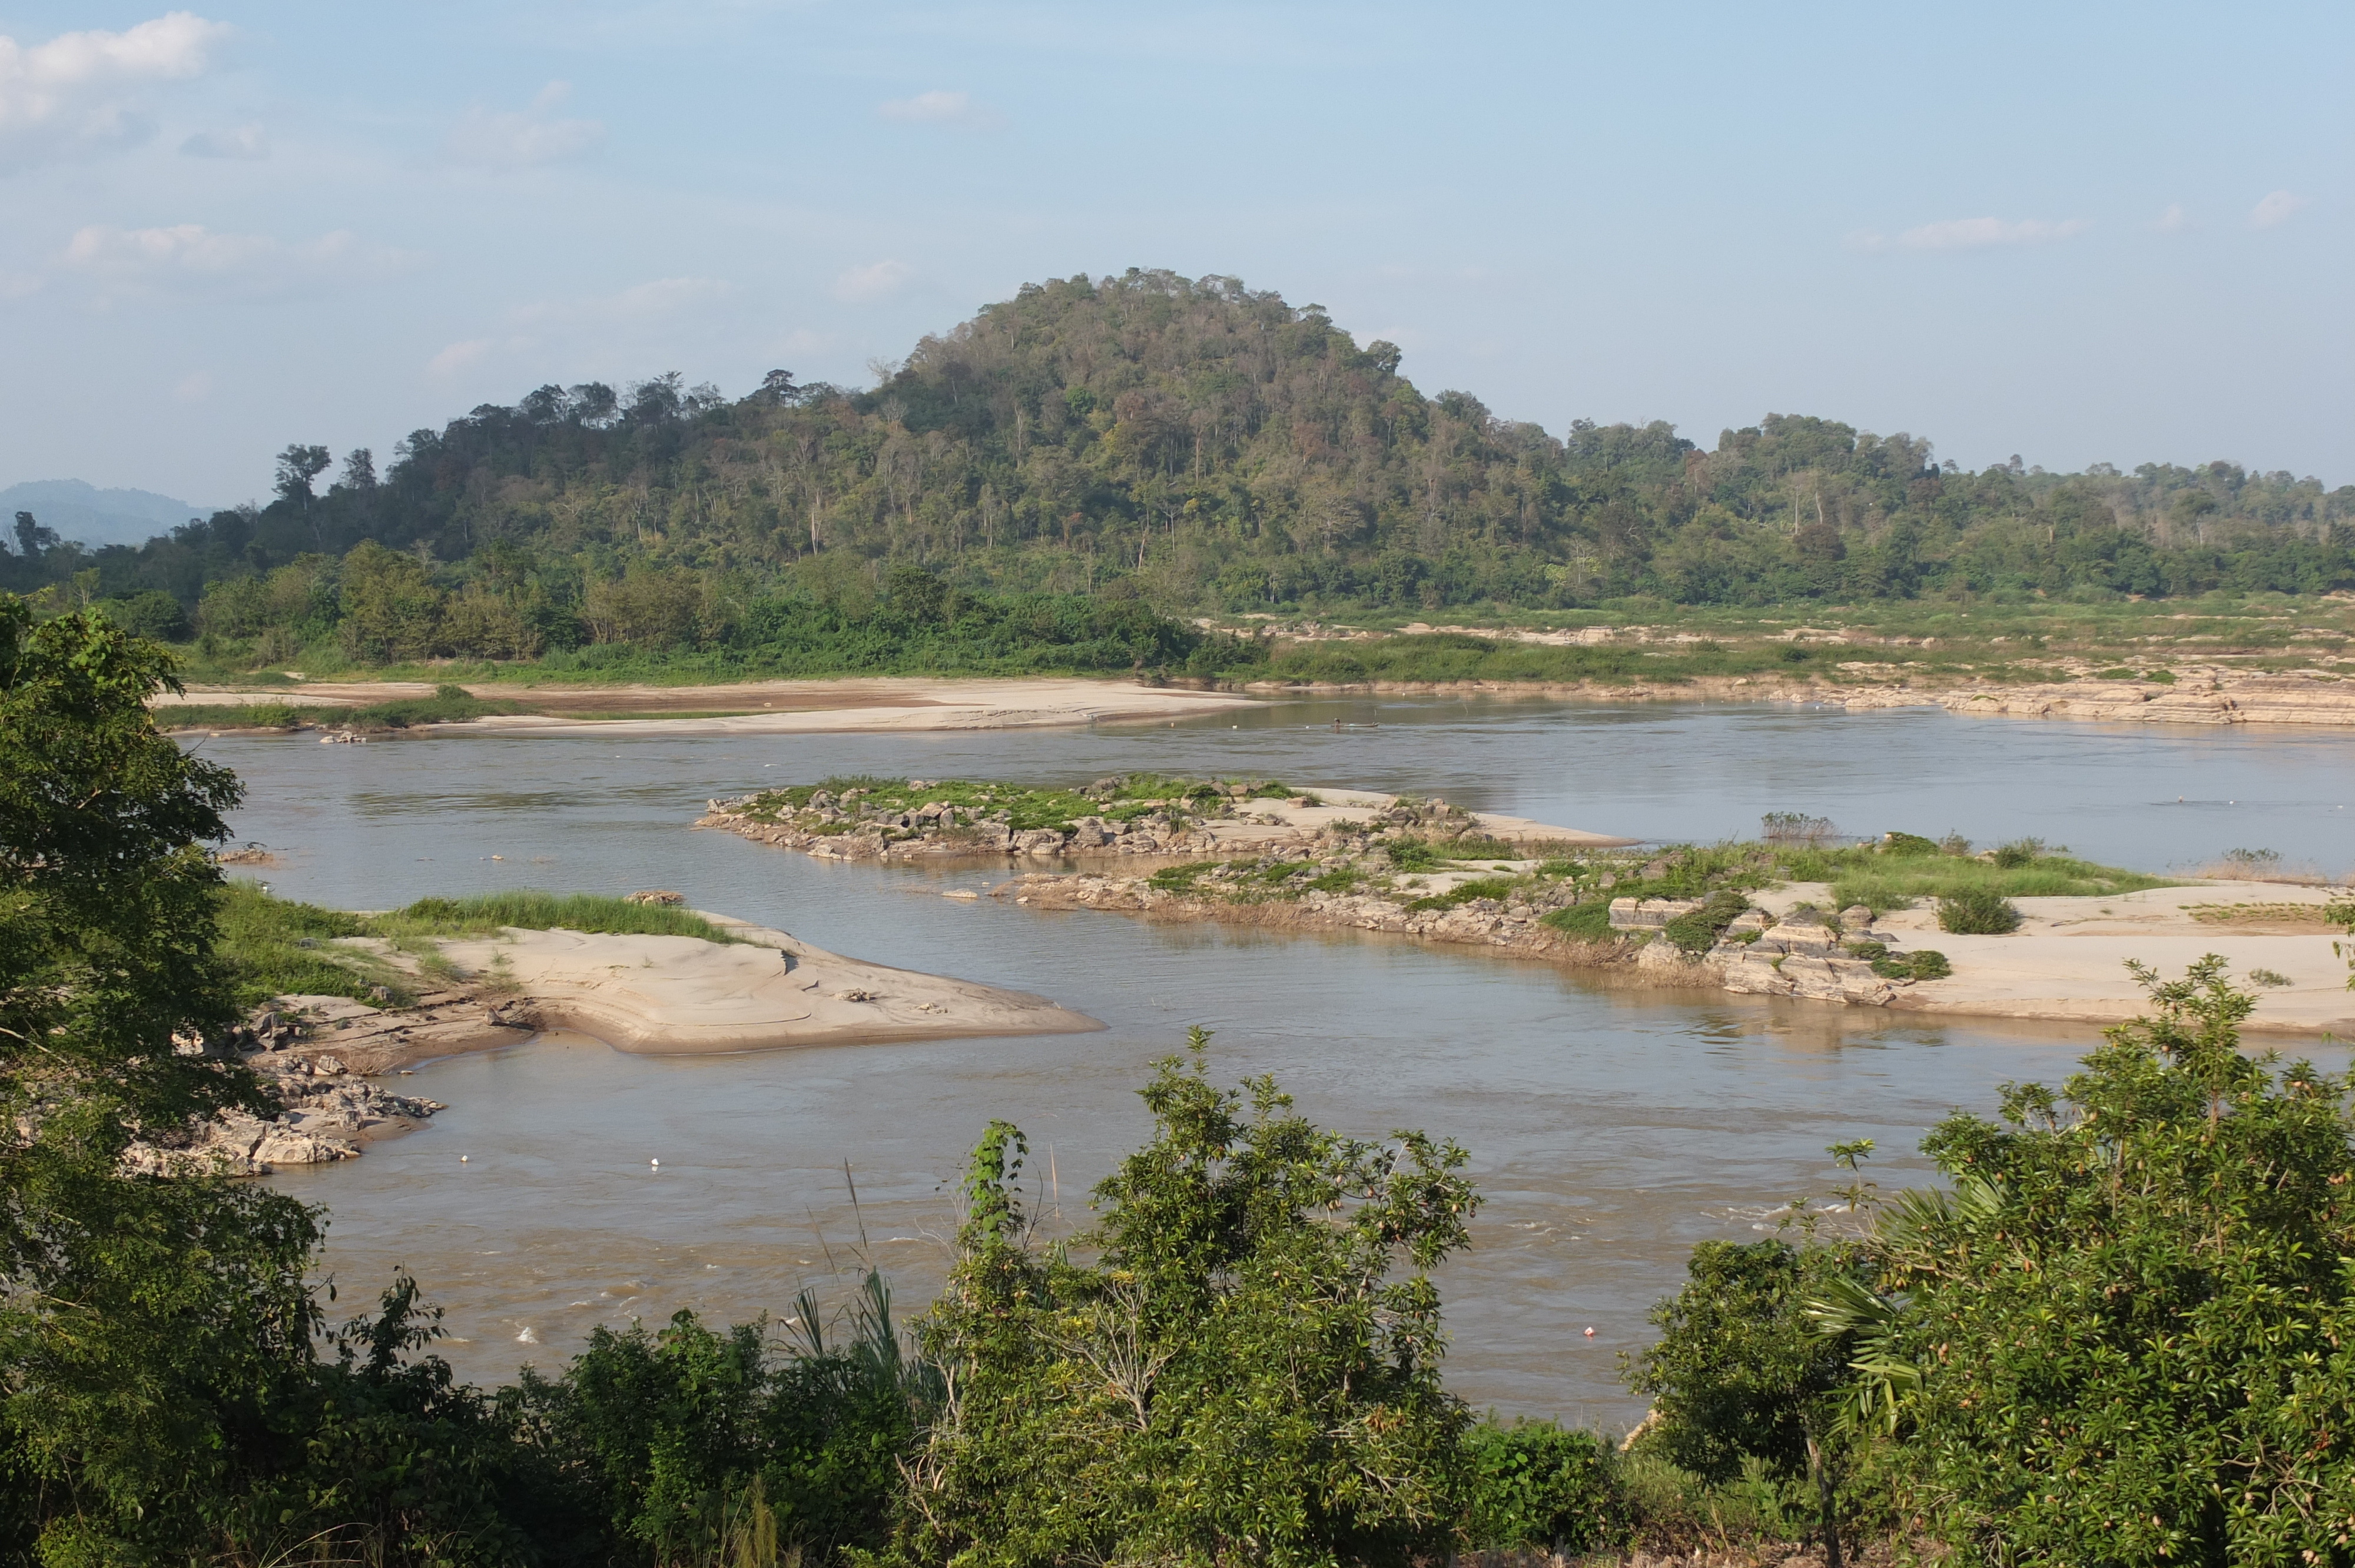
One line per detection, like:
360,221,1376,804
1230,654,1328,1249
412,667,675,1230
157,675,1254,734
423,913,1101,1054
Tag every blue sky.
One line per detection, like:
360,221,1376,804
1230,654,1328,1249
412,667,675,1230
2,1,2347,505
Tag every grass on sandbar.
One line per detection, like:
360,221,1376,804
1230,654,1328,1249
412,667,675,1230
217,883,744,1011
367,891,744,944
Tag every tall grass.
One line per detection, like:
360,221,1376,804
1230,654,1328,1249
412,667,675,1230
1822,855,2167,911
217,880,414,1006
370,891,744,944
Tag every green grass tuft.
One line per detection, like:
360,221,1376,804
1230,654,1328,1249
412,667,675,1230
369,891,744,944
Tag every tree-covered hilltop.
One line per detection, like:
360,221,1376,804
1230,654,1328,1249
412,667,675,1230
4,268,2350,665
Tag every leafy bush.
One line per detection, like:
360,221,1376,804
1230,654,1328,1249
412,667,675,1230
1882,957,2355,1564
879,1032,1479,1567
1663,891,1752,954
1870,948,1951,981
1146,861,1221,893
1936,887,2022,934
1878,831,1942,856
1541,900,1616,940
1461,1420,1623,1553
340,683,519,729
1988,836,2046,869
1626,1237,1872,1562
1380,836,1441,872
1762,811,1837,842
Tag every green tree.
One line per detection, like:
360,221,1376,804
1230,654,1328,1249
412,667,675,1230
1876,956,2355,1565
337,539,446,660
884,1029,1480,1568
0,596,321,1560
1626,1237,1866,1565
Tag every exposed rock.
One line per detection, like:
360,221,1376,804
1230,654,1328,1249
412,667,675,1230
127,1048,447,1177
1607,897,1704,930
626,889,686,905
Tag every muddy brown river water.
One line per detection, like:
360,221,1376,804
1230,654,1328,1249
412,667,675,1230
213,694,2355,1424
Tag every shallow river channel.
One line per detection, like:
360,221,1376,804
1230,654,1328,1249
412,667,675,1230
213,695,2355,1424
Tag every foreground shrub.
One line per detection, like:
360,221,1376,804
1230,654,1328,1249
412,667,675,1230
1461,1420,1623,1553
1936,886,2021,933
881,1029,1478,1568
1872,957,2355,1564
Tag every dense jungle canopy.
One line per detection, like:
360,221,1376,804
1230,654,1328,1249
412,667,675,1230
4,269,2350,664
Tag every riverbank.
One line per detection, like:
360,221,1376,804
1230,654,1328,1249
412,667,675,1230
1244,665,2355,729
155,661,2355,736
154,675,1254,734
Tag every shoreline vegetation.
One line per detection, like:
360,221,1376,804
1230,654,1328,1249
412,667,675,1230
139,591,2355,735
704,777,2355,1035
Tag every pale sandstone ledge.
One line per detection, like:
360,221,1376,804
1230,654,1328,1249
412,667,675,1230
1837,668,2355,727
145,913,1100,1175
1242,667,2355,727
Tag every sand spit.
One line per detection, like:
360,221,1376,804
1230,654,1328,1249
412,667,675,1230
428,915,1100,1055
152,912,1099,1176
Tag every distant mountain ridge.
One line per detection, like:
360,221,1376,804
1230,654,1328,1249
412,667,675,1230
0,479,217,549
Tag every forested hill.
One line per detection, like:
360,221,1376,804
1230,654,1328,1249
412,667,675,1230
5,269,2351,659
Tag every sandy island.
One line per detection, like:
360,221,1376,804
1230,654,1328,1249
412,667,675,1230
158,911,1100,1176
702,773,2352,1037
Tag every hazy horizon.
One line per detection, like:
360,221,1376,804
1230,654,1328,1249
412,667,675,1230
4,2,2346,502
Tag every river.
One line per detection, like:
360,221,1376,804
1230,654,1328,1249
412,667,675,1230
214,695,2355,1424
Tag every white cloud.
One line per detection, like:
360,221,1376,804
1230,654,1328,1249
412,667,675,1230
1892,216,2088,251
2249,190,2308,230
59,223,423,297
833,259,915,303
171,370,211,401
877,89,1004,131
2152,202,2191,233
427,339,492,376
443,81,604,168
180,122,265,159
0,11,230,173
